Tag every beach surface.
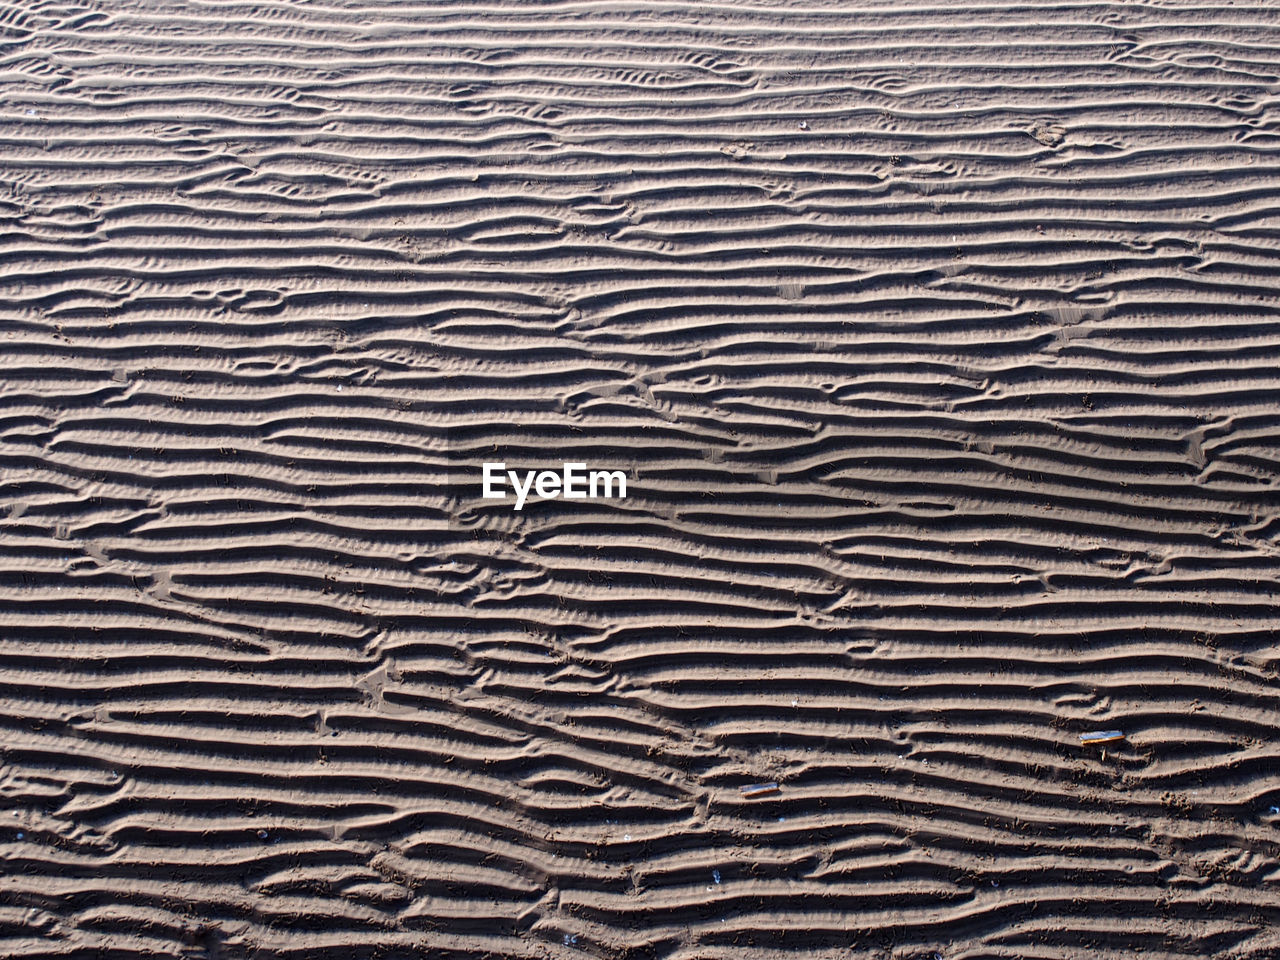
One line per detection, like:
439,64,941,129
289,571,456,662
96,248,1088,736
2,2,1279,958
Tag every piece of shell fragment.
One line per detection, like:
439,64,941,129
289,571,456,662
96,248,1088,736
1079,730,1125,744
740,782,780,798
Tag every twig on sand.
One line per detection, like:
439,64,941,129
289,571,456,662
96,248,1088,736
1079,730,1125,744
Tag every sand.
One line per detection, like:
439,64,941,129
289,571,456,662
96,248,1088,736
2,1,1279,958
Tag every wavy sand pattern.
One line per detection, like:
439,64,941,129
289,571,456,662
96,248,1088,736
2,2,1280,958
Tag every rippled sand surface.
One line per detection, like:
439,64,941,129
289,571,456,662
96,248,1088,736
2,3,1279,958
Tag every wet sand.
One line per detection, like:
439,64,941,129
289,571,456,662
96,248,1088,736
2,2,1280,958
